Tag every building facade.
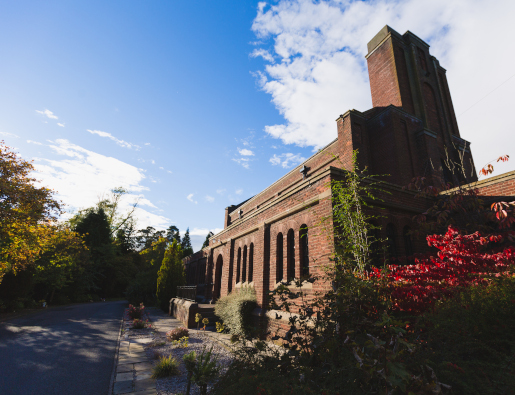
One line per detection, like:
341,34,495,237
181,26,514,322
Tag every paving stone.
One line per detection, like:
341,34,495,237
117,363,133,373
135,372,153,381
134,378,155,392
119,357,148,364
134,362,154,371
133,388,156,394
113,380,133,394
116,372,134,381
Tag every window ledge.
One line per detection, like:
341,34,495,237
274,279,313,290
235,281,254,288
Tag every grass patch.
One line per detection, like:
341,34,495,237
151,355,180,378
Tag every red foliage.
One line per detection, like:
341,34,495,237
371,226,515,314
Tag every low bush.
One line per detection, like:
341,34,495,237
166,326,189,341
128,303,145,319
151,355,180,378
132,319,150,329
214,286,257,336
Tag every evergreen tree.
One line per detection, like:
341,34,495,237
202,231,214,249
167,225,181,245
181,228,193,258
156,240,185,311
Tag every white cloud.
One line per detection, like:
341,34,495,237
159,167,164,170
187,193,198,204
57,123,65,127
232,157,251,169
235,189,243,195
87,129,140,150
0,132,19,138
36,109,58,119
205,195,215,202
188,227,223,237
31,139,169,229
216,188,226,195
250,48,275,63
151,160,155,164
27,140,43,145
167,170,173,174
251,0,515,174
144,143,151,146
238,148,255,156
270,153,306,168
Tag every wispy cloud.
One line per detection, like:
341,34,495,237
238,148,255,156
250,48,275,63
36,109,58,119
232,157,251,169
31,139,169,229
216,188,226,195
57,123,65,127
270,153,306,168
87,129,140,150
235,189,243,195
27,140,43,145
189,227,223,237
187,193,198,204
0,132,19,138
205,195,215,202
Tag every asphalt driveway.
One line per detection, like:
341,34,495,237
0,300,126,395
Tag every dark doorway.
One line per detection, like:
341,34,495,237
214,255,223,300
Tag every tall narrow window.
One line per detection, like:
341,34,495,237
236,248,241,283
248,243,254,282
386,223,397,259
299,225,309,276
403,226,413,259
276,233,283,283
242,245,247,283
287,229,295,279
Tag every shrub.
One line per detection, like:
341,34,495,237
172,336,189,348
128,303,145,319
166,326,189,341
191,347,220,395
132,319,150,329
151,355,180,378
214,286,257,336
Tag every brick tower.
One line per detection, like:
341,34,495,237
364,25,477,184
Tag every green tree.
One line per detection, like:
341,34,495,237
201,232,214,249
167,225,181,245
156,240,185,311
181,228,193,258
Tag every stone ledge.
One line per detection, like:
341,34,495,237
169,298,199,329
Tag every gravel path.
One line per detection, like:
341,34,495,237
123,307,235,395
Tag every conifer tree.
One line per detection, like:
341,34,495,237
181,228,193,258
167,225,181,245
201,232,214,249
156,240,185,311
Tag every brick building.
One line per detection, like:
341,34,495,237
176,26,515,327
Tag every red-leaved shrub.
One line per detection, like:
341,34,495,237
371,226,515,313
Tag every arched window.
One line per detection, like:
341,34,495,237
236,248,241,283
299,225,309,276
249,243,254,282
276,233,283,283
403,226,413,259
242,245,248,283
287,229,295,280
386,223,397,259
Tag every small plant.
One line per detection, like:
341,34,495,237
195,313,202,330
202,317,209,330
151,354,180,378
183,351,197,395
230,334,240,343
128,302,145,319
172,336,189,348
132,319,150,329
166,326,189,341
191,347,220,395
215,321,225,333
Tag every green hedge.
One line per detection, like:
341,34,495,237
215,286,257,336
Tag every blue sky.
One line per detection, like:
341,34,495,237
1,0,514,250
